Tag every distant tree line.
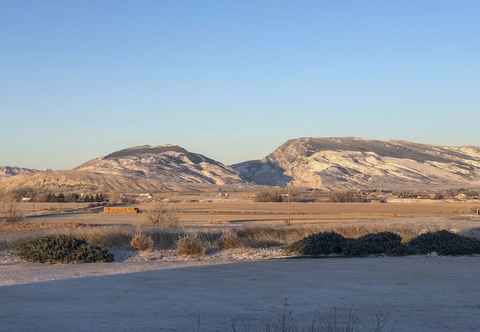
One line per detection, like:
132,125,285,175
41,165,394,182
0,187,108,203
46,193,105,203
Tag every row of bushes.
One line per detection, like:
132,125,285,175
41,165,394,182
254,190,315,203
11,229,480,264
0,187,108,203
11,230,227,263
254,190,371,203
287,230,480,257
131,230,243,256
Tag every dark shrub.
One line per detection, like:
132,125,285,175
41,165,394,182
343,232,404,256
13,235,114,263
287,232,347,256
407,231,480,256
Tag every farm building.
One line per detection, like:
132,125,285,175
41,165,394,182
103,207,141,215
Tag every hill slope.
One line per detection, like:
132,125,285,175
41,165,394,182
1,145,242,193
0,166,38,178
75,145,241,186
233,137,480,190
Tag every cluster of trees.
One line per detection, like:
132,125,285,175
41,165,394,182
329,191,371,203
254,188,316,203
444,188,480,199
46,193,105,203
395,189,480,201
0,187,108,203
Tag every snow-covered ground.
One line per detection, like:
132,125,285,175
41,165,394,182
1,256,480,331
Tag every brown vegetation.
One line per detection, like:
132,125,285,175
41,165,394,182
144,202,180,229
130,230,154,252
176,234,207,256
218,230,244,249
254,188,316,203
329,191,370,203
0,202,23,223
104,207,140,215
254,190,283,202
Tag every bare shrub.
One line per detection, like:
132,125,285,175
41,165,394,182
255,188,315,203
219,229,244,249
150,230,185,249
433,192,445,200
144,202,180,229
176,234,206,256
255,190,284,202
396,191,418,199
0,202,23,223
130,230,154,252
329,191,370,203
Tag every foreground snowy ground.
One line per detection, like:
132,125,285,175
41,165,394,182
1,256,480,331
0,247,284,286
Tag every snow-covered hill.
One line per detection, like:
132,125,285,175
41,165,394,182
233,137,480,190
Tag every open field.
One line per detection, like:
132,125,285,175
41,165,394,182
2,196,480,290
2,197,480,247
12,199,480,226
2,256,480,332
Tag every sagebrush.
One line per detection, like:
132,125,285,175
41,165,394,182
13,235,114,263
176,234,207,256
130,230,154,251
287,230,480,257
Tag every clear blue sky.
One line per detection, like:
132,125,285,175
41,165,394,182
1,1,479,169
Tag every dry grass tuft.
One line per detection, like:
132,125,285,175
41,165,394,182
176,234,207,256
219,229,244,249
130,230,154,252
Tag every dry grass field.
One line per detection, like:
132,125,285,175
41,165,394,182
2,191,480,331
2,191,480,246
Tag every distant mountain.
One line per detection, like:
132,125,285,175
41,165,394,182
0,166,38,178
75,145,241,185
232,137,480,190
0,145,242,193
3,139,480,194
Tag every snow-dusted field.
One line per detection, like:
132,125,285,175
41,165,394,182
1,256,480,332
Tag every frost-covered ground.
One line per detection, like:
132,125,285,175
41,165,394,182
0,247,285,286
1,256,480,331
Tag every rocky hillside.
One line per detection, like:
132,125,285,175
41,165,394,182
1,145,242,193
75,145,241,185
233,137,480,190
0,166,38,178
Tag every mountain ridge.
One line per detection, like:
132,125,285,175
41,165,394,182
1,145,241,193
2,138,480,193
232,137,480,190
0,166,39,178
